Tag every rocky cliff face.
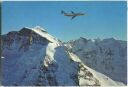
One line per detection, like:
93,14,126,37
1,26,126,86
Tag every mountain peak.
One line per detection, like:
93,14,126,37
19,26,58,43
22,26,47,33
2,26,61,52
33,26,47,32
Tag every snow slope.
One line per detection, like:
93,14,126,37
65,37,127,85
1,26,126,86
67,49,125,86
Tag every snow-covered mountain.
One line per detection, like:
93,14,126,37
1,26,127,86
65,37,127,85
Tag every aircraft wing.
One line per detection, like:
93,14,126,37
71,16,76,20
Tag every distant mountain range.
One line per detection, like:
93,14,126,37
1,26,127,86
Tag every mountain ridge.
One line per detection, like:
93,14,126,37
1,26,127,86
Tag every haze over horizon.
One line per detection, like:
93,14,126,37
2,1,127,41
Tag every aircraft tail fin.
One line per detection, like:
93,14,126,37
71,11,74,14
61,10,66,14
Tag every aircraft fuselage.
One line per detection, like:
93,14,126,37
64,13,84,17
61,10,85,19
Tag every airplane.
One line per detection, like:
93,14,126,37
61,10,85,20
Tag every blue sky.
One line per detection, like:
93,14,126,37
2,1,127,41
